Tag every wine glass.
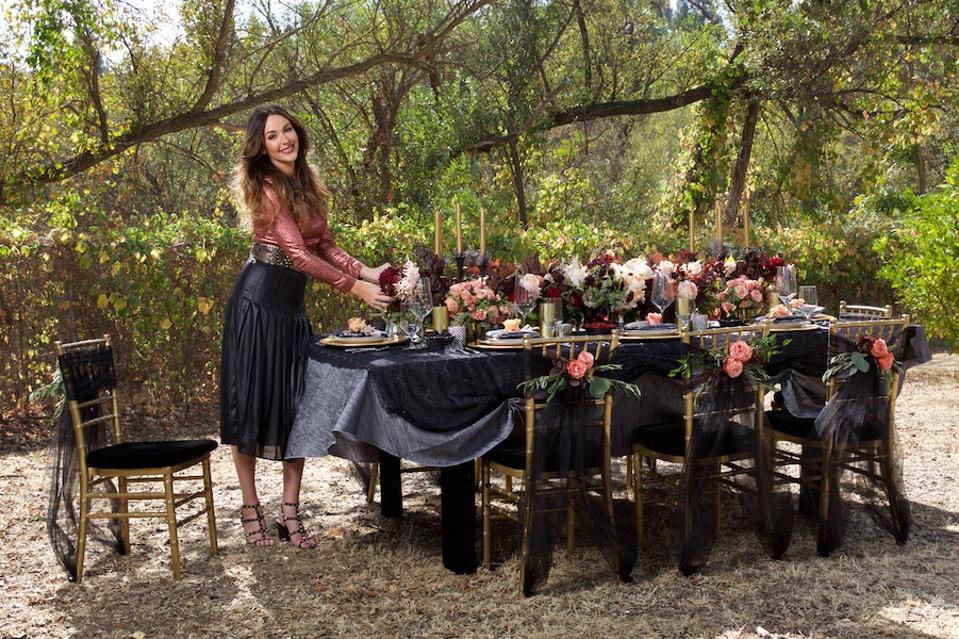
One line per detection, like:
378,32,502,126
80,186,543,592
650,273,675,317
776,265,797,308
406,277,433,349
513,278,536,328
798,284,818,322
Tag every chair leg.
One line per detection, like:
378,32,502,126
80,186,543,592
876,441,906,543
367,462,379,504
817,439,835,556
76,490,90,583
633,452,645,550
117,477,131,555
163,473,182,579
202,458,218,556
481,463,491,568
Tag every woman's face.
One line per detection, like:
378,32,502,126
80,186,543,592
263,114,298,174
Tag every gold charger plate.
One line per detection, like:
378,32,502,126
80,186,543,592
470,339,527,350
320,335,408,348
620,330,680,341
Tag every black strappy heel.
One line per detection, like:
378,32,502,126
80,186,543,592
275,501,316,549
240,503,275,546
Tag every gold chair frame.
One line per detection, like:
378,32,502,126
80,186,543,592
480,334,620,596
631,325,770,550
838,300,893,320
768,315,910,545
57,336,218,581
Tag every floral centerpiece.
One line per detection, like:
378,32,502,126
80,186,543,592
378,260,424,324
823,335,900,386
519,349,641,403
563,252,648,331
444,278,512,334
717,275,776,319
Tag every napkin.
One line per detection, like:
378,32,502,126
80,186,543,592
624,322,676,331
334,329,386,338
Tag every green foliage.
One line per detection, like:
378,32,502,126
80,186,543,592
875,162,959,350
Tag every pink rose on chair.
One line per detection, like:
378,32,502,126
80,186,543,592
566,358,590,380
728,340,754,363
577,350,595,368
723,357,744,378
646,312,662,325
871,339,890,359
878,353,894,371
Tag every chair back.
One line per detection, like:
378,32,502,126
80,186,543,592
838,300,893,320
54,335,123,473
679,325,770,453
828,315,910,388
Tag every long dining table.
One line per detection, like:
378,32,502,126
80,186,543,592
286,323,931,574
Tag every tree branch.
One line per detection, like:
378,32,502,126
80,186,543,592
190,0,236,115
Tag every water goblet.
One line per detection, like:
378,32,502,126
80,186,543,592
776,265,798,307
406,278,433,349
513,278,537,327
650,272,676,317
798,285,818,322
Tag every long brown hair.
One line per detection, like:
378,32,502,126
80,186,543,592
233,105,330,231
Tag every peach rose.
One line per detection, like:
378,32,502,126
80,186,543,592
503,318,521,331
878,353,894,371
728,340,754,362
577,350,595,368
347,317,367,333
788,298,804,310
472,309,487,321
735,284,749,299
767,304,790,319
566,358,589,380
445,299,459,314
750,289,763,303
722,301,735,314
646,312,662,325
723,357,744,378
871,339,890,359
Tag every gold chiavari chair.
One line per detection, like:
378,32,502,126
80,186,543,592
838,300,893,320
57,335,218,581
631,325,770,571
480,334,620,596
766,315,910,553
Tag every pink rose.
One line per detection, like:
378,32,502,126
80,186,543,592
445,299,459,314
871,339,890,359
723,357,744,378
646,312,662,325
878,353,894,371
718,291,726,301
472,309,487,321
768,304,790,319
788,298,804,310
728,340,754,362
566,358,589,380
722,301,735,314
750,289,763,303
746,280,757,291
461,291,474,306
577,350,595,368
735,284,748,299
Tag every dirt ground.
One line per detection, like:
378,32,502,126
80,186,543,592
2,355,957,639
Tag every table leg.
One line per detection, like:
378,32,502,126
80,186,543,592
440,461,477,574
379,451,403,518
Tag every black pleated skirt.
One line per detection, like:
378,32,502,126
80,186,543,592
220,259,312,460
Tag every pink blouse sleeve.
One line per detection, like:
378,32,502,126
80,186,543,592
316,222,364,279
261,191,357,294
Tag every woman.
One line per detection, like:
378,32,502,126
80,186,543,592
221,105,393,547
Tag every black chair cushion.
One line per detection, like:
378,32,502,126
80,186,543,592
485,440,604,472
634,420,756,458
766,410,882,442
87,439,218,469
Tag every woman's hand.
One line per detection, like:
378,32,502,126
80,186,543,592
351,279,393,312
361,263,393,283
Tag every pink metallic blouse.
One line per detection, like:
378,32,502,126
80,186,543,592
252,186,363,294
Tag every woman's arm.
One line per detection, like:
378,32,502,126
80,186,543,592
315,222,392,283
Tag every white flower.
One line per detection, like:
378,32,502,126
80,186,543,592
395,260,422,302
682,260,703,277
678,280,698,300
724,256,738,276
658,260,675,276
563,258,588,289
624,258,653,280
518,273,543,302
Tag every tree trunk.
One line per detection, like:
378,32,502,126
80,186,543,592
508,140,529,227
916,143,927,195
724,99,761,227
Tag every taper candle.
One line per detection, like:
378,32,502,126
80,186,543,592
454,199,463,254
479,207,486,255
434,208,443,256
715,206,722,245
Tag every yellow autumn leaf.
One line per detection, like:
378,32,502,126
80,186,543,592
99,251,110,264
150,248,162,260
196,297,213,315
113,297,127,311
97,294,109,309
159,318,172,330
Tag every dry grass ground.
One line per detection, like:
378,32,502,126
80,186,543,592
2,355,958,639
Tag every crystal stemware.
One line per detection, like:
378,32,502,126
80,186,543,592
776,265,798,307
513,277,537,327
798,284,818,321
650,272,675,317
406,277,433,349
